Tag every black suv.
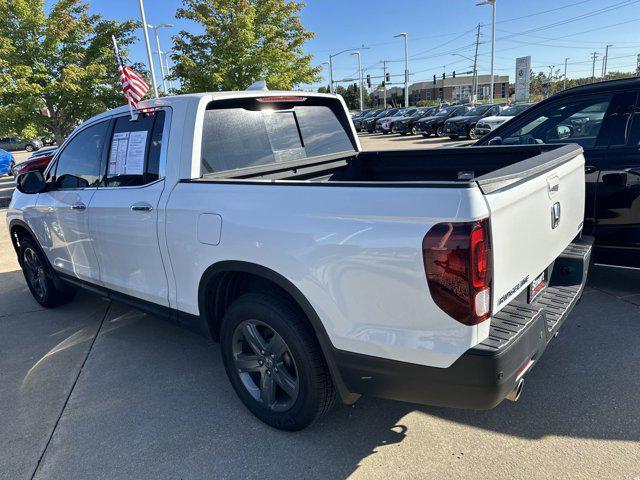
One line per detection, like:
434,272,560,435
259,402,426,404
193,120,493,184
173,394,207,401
392,107,439,135
475,77,640,268
413,106,470,137
443,104,504,140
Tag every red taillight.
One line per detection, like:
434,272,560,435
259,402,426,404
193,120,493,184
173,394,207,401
257,96,307,103
422,218,492,326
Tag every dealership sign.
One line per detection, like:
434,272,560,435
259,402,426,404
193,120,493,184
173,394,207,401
515,56,531,102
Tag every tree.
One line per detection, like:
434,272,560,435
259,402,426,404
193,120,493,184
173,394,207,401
0,0,141,144
172,0,320,92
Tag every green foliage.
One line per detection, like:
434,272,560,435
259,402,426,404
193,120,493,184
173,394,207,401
172,0,320,92
0,0,141,143
529,69,636,101
336,83,369,110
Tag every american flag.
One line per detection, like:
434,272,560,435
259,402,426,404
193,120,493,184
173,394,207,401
112,35,149,110
119,64,149,107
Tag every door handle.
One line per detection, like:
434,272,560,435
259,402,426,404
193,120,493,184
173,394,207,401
584,165,596,174
71,203,86,211
130,202,153,212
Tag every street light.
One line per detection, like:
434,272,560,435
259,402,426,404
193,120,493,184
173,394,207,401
350,51,364,112
137,0,158,98
147,23,173,94
477,0,496,103
394,32,409,108
328,48,368,94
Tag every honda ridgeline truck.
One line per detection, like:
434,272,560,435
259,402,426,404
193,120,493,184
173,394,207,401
8,91,592,431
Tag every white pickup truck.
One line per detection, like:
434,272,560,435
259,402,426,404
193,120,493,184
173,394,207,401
8,91,592,431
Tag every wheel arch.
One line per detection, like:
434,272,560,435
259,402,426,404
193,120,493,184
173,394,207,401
8,219,36,255
197,260,358,404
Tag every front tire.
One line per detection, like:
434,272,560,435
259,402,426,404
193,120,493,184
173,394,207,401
25,144,34,152
467,124,478,140
435,124,444,137
18,236,75,308
220,293,336,431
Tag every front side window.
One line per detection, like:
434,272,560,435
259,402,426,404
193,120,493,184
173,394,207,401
54,121,108,189
104,111,166,187
201,104,354,174
500,96,611,148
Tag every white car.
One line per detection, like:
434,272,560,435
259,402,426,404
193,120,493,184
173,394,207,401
475,103,535,137
8,91,591,430
375,108,418,133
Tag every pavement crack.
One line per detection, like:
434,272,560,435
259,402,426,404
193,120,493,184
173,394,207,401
29,301,112,480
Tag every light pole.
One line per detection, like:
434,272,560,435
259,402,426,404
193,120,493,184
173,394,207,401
137,0,158,98
394,32,409,107
164,51,175,92
477,0,496,103
328,48,369,95
603,44,613,79
564,57,569,90
350,51,364,112
321,61,330,92
147,23,173,94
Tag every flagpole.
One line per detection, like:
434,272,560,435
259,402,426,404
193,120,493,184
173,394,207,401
112,35,136,120
137,0,159,98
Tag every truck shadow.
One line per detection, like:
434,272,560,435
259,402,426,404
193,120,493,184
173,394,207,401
2,265,639,479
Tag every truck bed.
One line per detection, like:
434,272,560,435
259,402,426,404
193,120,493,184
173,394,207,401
196,144,583,195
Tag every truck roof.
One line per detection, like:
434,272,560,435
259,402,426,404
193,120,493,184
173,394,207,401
85,91,342,125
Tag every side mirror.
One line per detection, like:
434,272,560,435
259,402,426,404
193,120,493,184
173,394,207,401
16,170,48,194
487,136,503,145
555,125,573,139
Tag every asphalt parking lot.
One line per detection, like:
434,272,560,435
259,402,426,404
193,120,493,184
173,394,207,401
1,135,639,479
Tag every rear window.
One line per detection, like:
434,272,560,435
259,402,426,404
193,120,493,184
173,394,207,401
201,104,354,174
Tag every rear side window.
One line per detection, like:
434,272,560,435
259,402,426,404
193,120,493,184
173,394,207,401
54,121,109,189
104,111,165,187
201,104,354,174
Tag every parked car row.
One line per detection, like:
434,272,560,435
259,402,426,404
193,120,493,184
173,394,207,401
352,102,535,140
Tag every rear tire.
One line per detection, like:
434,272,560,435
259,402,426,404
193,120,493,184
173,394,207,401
435,125,444,137
220,293,336,431
25,144,34,152
467,125,478,140
18,236,76,308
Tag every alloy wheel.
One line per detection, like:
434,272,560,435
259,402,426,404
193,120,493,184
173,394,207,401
232,319,299,412
23,247,47,299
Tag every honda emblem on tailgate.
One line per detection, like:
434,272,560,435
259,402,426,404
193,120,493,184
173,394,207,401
551,202,561,229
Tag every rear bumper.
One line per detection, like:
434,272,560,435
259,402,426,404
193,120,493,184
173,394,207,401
333,236,593,409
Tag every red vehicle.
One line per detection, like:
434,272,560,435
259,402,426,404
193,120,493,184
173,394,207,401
10,147,57,177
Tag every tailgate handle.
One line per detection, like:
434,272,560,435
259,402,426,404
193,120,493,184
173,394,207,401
547,175,560,197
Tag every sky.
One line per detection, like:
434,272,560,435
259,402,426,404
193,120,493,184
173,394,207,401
53,0,640,90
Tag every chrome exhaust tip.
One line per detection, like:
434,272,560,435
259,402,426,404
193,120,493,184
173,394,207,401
506,378,524,402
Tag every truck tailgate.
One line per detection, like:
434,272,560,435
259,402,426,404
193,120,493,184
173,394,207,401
478,145,585,314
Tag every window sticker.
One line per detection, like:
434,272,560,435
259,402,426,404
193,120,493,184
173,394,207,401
108,130,148,176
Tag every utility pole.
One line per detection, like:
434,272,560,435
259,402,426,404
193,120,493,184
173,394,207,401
591,52,599,83
547,65,555,98
603,44,612,79
394,32,409,108
351,51,364,112
382,60,388,108
472,23,481,105
137,0,159,98
564,57,569,90
477,0,496,102
328,56,334,94
637,54,640,76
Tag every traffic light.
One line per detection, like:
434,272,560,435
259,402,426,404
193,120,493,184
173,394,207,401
452,71,455,78
433,75,436,84
385,72,391,82
366,74,371,87
442,73,445,80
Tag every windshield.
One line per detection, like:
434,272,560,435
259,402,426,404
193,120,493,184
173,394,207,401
201,104,354,174
379,109,399,118
414,109,434,118
435,107,454,116
498,104,531,117
465,105,492,116
364,110,380,118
